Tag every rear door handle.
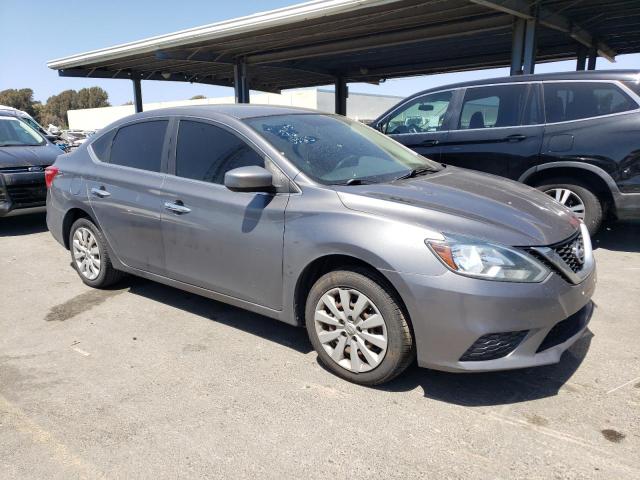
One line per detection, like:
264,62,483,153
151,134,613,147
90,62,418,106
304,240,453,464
164,201,191,214
420,139,439,146
505,134,527,142
91,187,111,198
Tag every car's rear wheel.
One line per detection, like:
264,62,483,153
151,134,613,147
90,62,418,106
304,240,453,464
305,268,414,385
535,178,604,235
69,218,124,288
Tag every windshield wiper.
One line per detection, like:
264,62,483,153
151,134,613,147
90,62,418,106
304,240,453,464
344,178,371,186
393,166,439,181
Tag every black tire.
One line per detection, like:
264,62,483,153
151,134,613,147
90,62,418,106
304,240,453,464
305,268,414,386
69,217,125,288
534,178,604,235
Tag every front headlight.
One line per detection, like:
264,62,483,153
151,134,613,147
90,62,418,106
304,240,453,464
426,237,549,282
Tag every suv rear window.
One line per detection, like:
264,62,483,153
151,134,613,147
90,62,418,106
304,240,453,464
109,121,168,172
544,82,638,123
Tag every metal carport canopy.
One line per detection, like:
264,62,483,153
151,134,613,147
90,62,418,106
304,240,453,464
47,0,640,108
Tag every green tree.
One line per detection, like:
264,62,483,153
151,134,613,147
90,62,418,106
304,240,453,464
76,87,110,109
0,88,39,117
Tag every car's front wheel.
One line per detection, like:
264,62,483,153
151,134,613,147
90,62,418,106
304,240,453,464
535,178,604,235
69,217,124,288
305,268,414,385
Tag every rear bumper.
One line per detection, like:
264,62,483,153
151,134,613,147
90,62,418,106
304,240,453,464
0,171,47,217
385,266,596,372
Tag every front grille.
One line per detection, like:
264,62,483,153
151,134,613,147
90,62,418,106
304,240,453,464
553,234,584,273
5,184,47,206
536,303,591,353
460,330,528,361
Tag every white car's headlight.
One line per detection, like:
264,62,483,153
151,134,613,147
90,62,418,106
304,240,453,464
426,237,549,282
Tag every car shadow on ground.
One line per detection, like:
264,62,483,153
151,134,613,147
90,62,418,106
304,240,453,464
122,274,592,406
123,276,313,355
376,331,593,406
0,213,47,236
592,220,640,253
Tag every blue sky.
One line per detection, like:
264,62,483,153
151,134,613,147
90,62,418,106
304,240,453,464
1,0,638,105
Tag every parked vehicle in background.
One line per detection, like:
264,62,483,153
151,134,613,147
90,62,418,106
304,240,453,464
0,106,69,152
0,117,62,216
372,70,640,234
46,105,595,385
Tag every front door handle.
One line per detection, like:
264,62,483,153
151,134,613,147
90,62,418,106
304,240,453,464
164,201,191,214
420,139,440,146
505,134,527,142
91,187,111,198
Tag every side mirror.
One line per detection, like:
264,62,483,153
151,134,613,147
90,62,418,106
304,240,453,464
224,166,274,192
45,134,59,142
418,104,434,112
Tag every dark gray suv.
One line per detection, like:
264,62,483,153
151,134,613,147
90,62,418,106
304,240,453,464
372,70,640,234
46,105,595,385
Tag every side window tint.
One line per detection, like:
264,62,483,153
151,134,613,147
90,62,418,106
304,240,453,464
544,82,638,123
90,129,116,162
459,84,528,129
384,91,452,134
109,121,167,172
176,120,264,184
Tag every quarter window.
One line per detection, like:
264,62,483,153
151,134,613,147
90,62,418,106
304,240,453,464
458,84,530,129
544,82,638,123
90,129,116,162
109,121,168,172
384,91,453,134
176,120,264,184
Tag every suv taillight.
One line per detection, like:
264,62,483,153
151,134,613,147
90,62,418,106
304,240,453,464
44,166,59,188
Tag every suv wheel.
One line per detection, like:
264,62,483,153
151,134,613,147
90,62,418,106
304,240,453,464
69,218,124,288
535,178,604,235
305,268,414,386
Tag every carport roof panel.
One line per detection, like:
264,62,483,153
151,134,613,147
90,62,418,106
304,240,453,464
47,0,640,92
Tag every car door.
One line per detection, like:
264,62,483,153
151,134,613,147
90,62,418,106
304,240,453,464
440,83,544,179
87,119,169,274
378,90,455,161
160,118,288,310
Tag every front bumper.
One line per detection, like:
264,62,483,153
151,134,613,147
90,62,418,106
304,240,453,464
0,171,47,217
385,266,596,372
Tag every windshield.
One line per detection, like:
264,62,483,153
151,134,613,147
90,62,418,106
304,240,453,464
0,118,45,147
244,114,442,185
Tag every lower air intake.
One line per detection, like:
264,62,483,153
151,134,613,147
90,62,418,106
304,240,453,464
460,330,528,362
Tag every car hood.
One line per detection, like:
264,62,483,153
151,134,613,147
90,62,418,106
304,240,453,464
333,167,580,246
0,144,61,168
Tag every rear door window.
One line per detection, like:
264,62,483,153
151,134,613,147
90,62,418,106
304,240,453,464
543,82,638,123
458,84,530,129
109,120,168,172
175,120,264,184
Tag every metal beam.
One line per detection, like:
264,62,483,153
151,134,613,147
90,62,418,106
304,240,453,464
132,78,143,113
334,76,347,115
576,46,587,70
588,49,597,70
245,16,511,65
522,16,537,75
234,61,250,104
510,17,525,75
469,0,616,62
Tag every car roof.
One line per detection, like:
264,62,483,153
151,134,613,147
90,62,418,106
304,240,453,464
408,70,640,96
129,104,319,122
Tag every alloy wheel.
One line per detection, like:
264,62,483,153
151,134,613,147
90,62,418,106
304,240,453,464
314,287,388,373
544,187,586,219
72,227,101,280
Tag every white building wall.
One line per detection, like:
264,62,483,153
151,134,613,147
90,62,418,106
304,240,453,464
67,88,401,130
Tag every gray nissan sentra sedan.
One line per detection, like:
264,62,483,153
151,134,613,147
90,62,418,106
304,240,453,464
46,105,596,385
